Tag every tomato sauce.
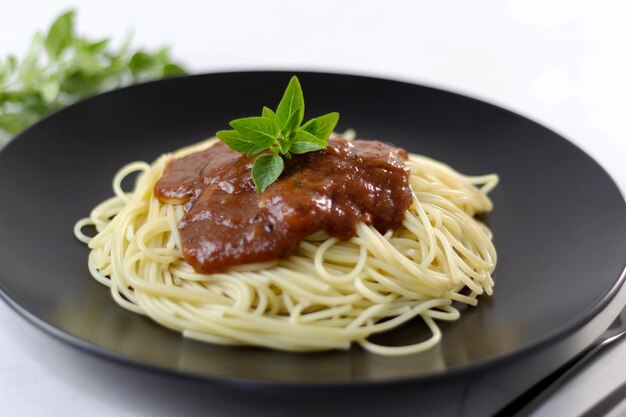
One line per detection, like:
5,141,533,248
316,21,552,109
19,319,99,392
155,138,412,274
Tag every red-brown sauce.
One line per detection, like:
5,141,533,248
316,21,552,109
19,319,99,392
155,138,412,274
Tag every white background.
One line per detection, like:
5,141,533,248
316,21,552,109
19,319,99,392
1,1,625,416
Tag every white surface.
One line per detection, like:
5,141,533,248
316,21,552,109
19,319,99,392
532,334,626,417
1,1,625,416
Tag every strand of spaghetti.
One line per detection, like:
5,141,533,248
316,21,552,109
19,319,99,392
314,238,368,283
359,315,442,356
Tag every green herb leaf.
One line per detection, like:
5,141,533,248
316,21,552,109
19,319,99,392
45,11,75,59
128,51,154,77
20,32,44,76
290,130,327,154
277,139,291,154
229,116,277,147
0,113,28,135
262,106,275,119
216,130,265,156
0,55,17,81
301,112,339,141
85,39,110,53
293,129,326,145
283,107,302,136
60,70,106,96
290,141,326,154
75,49,102,74
251,153,284,194
40,81,60,103
162,63,186,77
275,76,304,130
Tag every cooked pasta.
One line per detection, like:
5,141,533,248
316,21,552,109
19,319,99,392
74,136,497,356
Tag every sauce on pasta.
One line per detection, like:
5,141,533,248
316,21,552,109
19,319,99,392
155,138,412,273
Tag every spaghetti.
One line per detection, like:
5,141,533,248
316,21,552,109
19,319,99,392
74,136,498,356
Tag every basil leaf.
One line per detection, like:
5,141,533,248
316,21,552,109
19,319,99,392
277,139,291,154
230,116,278,147
75,49,102,74
40,81,60,103
290,141,326,154
0,55,17,81
85,39,110,53
275,76,304,130
60,70,106,96
283,107,302,136
20,33,44,77
290,130,327,154
262,106,275,119
251,154,284,194
301,112,339,141
162,63,186,77
216,130,265,156
128,51,154,77
293,129,326,145
0,113,29,135
45,11,75,59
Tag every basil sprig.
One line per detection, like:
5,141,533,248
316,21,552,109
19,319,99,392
216,76,339,194
0,10,186,146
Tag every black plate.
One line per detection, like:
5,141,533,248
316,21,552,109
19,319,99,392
1,71,625,386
